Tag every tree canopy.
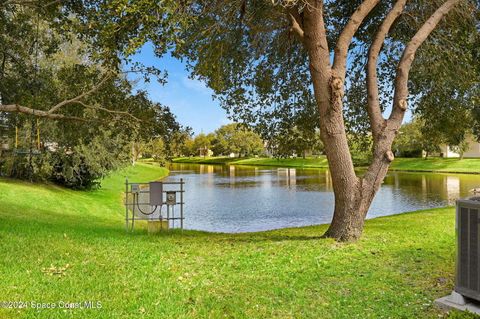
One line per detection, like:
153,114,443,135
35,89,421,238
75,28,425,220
0,1,184,187
212,123,264,156
170,0,478,148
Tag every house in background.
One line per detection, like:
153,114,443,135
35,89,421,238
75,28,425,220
198,146,213,157
440,135,480,158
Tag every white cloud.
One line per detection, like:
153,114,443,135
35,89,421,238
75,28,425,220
181,76,212,95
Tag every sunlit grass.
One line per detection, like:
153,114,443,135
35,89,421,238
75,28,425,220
172,156,329,168
173,156,480,174
390,158,480,174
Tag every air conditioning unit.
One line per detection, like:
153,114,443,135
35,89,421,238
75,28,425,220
456,196,480,302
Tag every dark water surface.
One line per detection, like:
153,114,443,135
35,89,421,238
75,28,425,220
165,163,480,233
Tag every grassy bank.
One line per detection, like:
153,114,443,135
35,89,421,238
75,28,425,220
0,163,473,318
173,156,480,174
172,156,329,168
389,158,480,174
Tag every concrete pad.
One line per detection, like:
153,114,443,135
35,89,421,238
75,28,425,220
435,291,480,315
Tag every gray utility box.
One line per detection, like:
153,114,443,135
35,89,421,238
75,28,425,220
456,196,480,302
149,182,163,206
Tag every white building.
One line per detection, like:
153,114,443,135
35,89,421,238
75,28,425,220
440,135,480,158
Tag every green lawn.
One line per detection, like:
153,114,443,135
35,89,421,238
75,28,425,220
173,156,480,174
0,163,476,318
173,156,329,168
390,158,480,174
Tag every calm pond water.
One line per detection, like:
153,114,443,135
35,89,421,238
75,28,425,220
165,163,480,233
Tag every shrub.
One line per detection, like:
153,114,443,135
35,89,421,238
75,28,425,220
51,135,128,190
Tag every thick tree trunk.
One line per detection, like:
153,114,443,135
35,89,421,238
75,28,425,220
324,182,371,241
296,0,460,241
303,2,370,241
322,142,395,241
324,180,364,240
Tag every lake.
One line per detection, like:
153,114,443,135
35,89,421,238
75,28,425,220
165,163,480,233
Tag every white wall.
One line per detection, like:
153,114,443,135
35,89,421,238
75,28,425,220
441,136,480,158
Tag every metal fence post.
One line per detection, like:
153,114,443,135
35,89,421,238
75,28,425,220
125,177,128,232
180,178,184,230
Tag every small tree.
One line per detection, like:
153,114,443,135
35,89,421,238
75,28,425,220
182,137,195,157
211,124,238,156
166,129,193,158
394,120,426,157
234,129,264,157
192,133,214,157
269,126,323,158
212,123,264,156
450,140,470,160
146,138,166,165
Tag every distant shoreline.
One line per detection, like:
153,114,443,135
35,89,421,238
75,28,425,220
172,156,480,175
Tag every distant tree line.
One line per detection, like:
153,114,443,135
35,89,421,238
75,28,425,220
144,123,265,158
160,123,325,159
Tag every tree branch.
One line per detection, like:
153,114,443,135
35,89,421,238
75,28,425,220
288,8,304,42
366,0,407,138
303,0,332,112
0,101,142,123
48,74,111,115
42,0,61,8
389,0,462,124
363,0,461,194
0,73,142,123
70,101,142,122
332,0,380,81
0,104,85,121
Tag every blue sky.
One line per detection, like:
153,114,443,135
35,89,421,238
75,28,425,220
129,43,411,135
128,44,230,135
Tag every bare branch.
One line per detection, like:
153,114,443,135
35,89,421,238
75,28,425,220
48,74,111,115
366,0,407,138
303,0,331,112
288,8,304,42
389,0,462,124
0,73,141,123
0,101,142,123
332,0,380,81
303,0,330,67
42,0,61,8
70,101,142,122
0,104,85,121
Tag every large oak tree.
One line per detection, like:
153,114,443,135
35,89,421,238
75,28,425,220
174,0,478,241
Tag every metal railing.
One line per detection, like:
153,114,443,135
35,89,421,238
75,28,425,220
124,178,185,232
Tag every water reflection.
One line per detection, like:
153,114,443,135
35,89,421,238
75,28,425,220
166,163,480,233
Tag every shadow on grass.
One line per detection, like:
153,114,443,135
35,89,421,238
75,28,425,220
218,234,327,244
2,201,454,249
0,201,333,246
